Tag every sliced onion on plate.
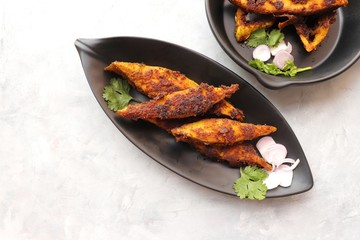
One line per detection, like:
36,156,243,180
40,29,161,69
253,44,271,62
256,136,276,154
273,50,294,70
256,136,301,189
270,41,292,56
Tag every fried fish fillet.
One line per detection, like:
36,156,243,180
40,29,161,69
229,0,348,16
234,7,275,42
105,61,198,99
277,14,299,29
193,142,273,171
117,83,239,120
294,11,336,52
105,62,244,121
171,118,277,145
147,118,272,170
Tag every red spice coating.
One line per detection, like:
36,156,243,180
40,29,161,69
117,83,239,120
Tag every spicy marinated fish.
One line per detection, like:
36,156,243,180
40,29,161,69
105,61,245,120
229,0,348,16
171,118,277,145
117,83,239,120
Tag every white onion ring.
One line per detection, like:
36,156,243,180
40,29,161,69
264,144,287,166
253,44,271,62
285,42,292,53
256,137,301,189
264,171,281,190
256,136,276,153
270,41,293,56
278,170,294,187
273,50,294,70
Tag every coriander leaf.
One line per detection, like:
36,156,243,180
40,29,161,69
248,59,312,77
242,165,268,180
102,78,133,111
233,177,250,199
282,61,313,77
267,29,284,47
247,28,267,47
233,166,269,200
246,179,268,200
247,28,285,48
249,59,283,75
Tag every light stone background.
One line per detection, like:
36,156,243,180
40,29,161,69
1,0,360,239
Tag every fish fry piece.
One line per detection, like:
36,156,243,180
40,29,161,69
146,118,272,170
208,99,244,120
171,118,277,145
105,61,198,99
234,8,275,42
117,83,239,120
105,61,244,121
277,14,299,29
229,0,348,16
294,11,336,52
193,142,273,171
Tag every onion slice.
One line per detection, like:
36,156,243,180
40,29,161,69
278,169,294,187
253,44,271,62
256,137,287,167
264,172,281,190
264,144,287,167
256,136,276,153
273,50,294,70
256,136,300,189
270,41,292,56
265,168,294,189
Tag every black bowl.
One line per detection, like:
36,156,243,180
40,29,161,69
205,0,360,89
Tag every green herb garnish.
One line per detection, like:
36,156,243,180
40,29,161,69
248,59,312,77
267,29,285,47
233,166,269,200
102,78,134,111
247,28,285,48
247,28,267,47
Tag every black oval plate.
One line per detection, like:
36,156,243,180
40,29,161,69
205,0,360,89
75,37,313,198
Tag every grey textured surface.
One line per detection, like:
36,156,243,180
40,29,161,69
1,0,359,239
